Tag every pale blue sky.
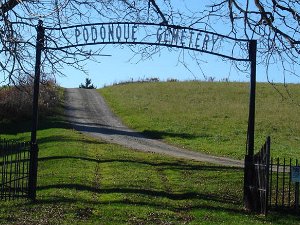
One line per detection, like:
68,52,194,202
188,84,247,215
58,40,293,88
56,1,299,88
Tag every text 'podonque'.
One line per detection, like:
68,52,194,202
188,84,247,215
74,23,221,52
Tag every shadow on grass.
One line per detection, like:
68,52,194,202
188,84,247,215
4,155,298,222
33,183,300,222
35,155,244,215
141,129,198,140
70,120,199,141
72,122,147,139
39,156,242,171
1,115,198,144
34,184,245,218
38,184,236,203
0,115,69,135
37,135,105,145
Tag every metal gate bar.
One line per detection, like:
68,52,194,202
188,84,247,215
269,157,300,212
0,139,30,200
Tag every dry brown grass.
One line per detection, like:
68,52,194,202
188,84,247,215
0,81,62,122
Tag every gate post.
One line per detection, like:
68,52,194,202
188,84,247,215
247,40,257,157
244,40,257,211
264,136,271,215
29,20,44,201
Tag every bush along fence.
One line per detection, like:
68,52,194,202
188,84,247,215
0,139,31,200
250,137,300,215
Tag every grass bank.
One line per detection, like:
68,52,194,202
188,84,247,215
99,82,300,160
0,118,298,224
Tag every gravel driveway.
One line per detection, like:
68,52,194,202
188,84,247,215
65,88,243,167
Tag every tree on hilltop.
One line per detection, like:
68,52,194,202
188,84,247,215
79,78,96,89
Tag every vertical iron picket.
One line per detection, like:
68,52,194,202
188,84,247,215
21,147,26,195
8,142,12,199
275,158,279,207
265,136,270,215
269,157,273,207
295,159,299,211
282,158,286,207
268,157,300,212
0,139,30,200
288,158,291,207
13,143,18,198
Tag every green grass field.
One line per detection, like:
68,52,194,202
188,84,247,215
0,82,299,224
0,118,298,224
99,81,300,160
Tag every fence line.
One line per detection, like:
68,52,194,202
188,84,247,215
251,137,299,214
269,157,300,211
0,139,30,200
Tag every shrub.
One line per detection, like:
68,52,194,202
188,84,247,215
0,80,62,122
79,78,96,89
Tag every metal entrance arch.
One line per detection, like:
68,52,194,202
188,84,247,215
30,20,257,208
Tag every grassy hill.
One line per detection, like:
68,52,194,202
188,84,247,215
99,81,300,160
0,84,299,224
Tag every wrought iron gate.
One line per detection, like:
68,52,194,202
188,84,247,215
269,157,300,212
244,137,270,215
0,139,30,200
246,137,300,214
253,136,271,215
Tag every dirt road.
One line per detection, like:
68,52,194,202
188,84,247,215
65,88,243,167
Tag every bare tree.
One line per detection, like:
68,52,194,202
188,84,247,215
1,0,299,86
0,0,171,85
185,0,300,84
